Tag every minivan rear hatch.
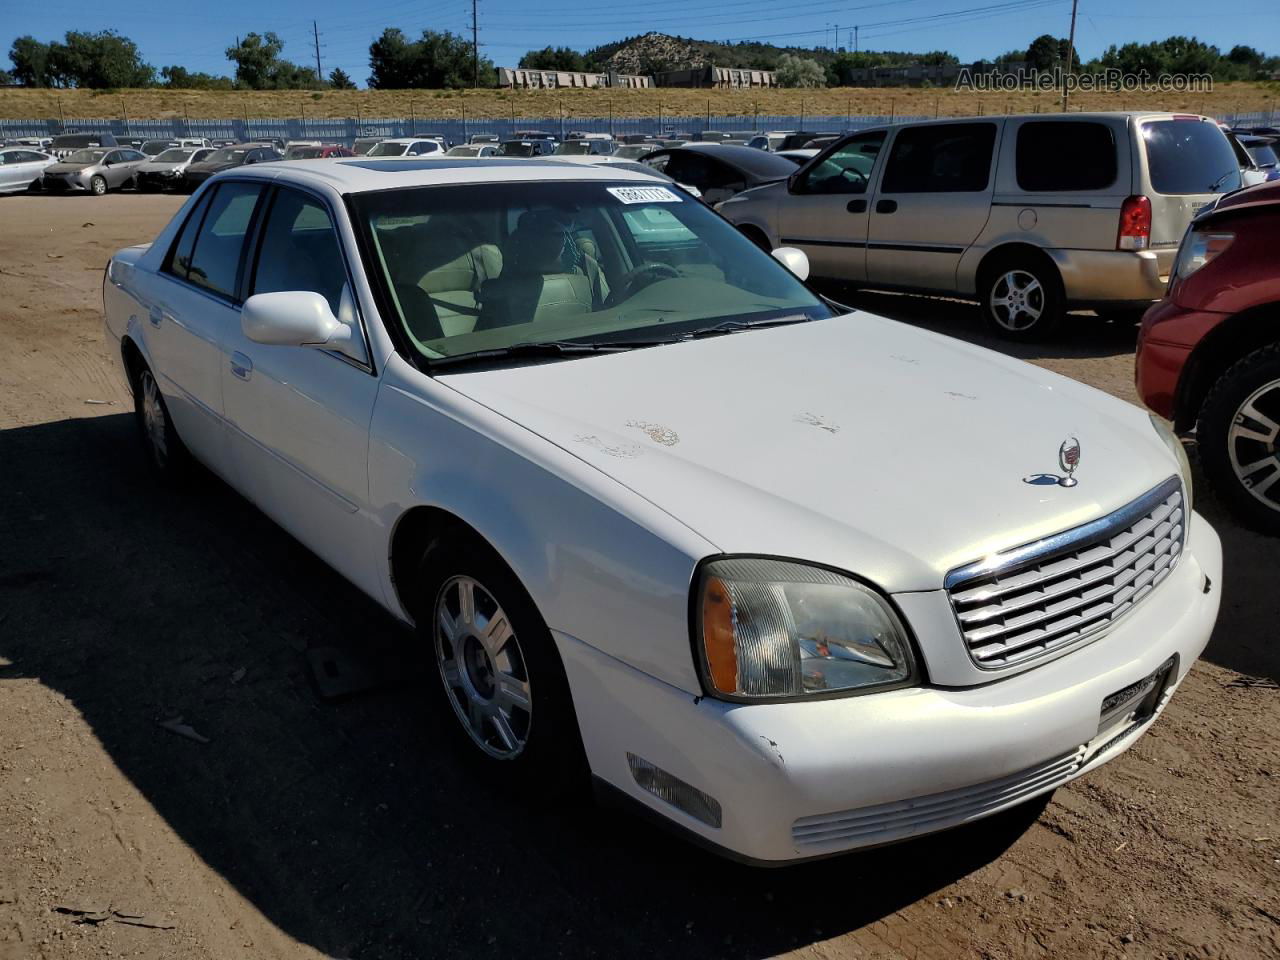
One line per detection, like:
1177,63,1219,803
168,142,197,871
1139,117,1241,247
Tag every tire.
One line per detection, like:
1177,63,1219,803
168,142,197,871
26,177,43,193
1197,342,1280,536
416,532,586,793
132,363,191,481
90,175,108,196
978,256,1065,340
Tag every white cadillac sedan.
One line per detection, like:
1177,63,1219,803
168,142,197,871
103,158,1221,864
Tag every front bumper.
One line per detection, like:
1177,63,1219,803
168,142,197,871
1049,247,1175,306
42,174,90,192
1136,298,1229,423
558,513,1221,864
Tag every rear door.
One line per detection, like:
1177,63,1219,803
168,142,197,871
865,121,1001,292
144,180,267,471
774,130,887,282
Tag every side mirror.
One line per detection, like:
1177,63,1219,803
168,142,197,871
242,291,352,349
771,246,810,282
787,171,804,194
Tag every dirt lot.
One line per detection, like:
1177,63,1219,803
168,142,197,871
1,82,1277,123
0,193,1277,960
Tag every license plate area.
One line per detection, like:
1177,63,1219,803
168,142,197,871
1094,655,1178,749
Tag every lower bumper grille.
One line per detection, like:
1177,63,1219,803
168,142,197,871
792,747,1087,849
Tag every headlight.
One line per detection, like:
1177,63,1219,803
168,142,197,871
1149,414,1193,514
695,557,916,700
1171,229,1233,285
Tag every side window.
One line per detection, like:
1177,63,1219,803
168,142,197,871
1016,121,1116,191
702,158,744,190
165,189,215,281
185,182,264,299
881,122,998,194
250,188,348,315
643,153,671,174
104,151,122,165
798,131,886,195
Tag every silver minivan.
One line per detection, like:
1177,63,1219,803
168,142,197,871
719,112,1242,338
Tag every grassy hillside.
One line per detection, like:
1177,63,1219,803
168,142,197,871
1,83,1276,122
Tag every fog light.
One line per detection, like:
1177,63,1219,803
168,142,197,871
626,753,722,828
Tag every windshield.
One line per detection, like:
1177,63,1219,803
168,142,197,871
613,145,655,160
555,142,593,155
352,180,831,364
290,147,324,159
447,146,480,156
369,142,409,156
498,142,536,157
141,141,175,156
155,148,193,162
1247,143,1278,168
67,149,108,164
1142,120,1241,195
52,136,96,148
206,148,248,164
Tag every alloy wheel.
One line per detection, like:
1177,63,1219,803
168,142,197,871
139,370,168,468
1227,378,1280,514
434,575,533,759
91,176,107,196
989,269,1045,332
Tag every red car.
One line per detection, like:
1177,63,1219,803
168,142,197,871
285,144,356,160
1137,179,1280,534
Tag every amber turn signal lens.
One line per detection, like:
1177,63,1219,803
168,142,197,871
701,576,738,694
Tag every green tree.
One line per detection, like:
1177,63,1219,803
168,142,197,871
0,67,10,85
519,46,586,72
161,65,234,89
225,32,318,89
54,31,155,87
367,28,494,88
8,36,53,87
1026,34,1061,70
775,53,825,88
328,67,356,89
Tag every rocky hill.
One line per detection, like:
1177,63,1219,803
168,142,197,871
587,33,847,75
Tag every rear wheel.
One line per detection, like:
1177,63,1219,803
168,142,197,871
90,175,108,196
132,363,191,481
1198,342,1280,536
979,257,1064,340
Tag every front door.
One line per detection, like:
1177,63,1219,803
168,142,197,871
864,121,1001,292
775,130,888,282
218,185,382,596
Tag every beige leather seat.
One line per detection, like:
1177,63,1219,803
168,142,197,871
476,214,596,331
375,221,502,338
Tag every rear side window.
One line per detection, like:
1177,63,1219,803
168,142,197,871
185,182,264,299
881,122,997,193
166,191,214,281
1142,120,1241,195
1016,121,1117,191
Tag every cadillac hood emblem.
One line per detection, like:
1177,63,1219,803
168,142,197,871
1023,437,1082,487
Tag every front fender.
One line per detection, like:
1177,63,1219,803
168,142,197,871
369,354,717,694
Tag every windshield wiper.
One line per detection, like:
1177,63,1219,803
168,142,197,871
1208,171,1238,193
428,339,634,369
683,313,816,339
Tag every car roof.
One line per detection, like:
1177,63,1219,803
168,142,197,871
220,156,668,194
658,142,800,175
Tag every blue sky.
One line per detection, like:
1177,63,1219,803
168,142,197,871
6,0,1278,86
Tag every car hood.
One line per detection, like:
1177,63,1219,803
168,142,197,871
46,162,96,173
139,160,183,173
185,161,237,175
439,312,1178,592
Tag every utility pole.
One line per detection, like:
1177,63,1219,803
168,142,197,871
854,26,859,53
471,0,479,88
313,21,323,85
1061,0,1078,112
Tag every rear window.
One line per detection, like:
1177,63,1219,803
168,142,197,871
881,122,997,194
1247,143,1278,168
52,135,98,148
1142,120,1241,195
1016,121,1117,191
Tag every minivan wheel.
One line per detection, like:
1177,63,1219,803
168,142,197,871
1198,342,1280,536
980,259,1064,339
418,533,586,791
90,175,108,196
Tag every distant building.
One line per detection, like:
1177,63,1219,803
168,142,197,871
842,60,1031,87
653,66,777,89
497,68,652,89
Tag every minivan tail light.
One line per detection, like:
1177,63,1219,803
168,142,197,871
1117,195,1152,250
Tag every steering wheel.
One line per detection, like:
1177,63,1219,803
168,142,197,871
606,262,681,307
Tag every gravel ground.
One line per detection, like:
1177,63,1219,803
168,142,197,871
0,193,1276,960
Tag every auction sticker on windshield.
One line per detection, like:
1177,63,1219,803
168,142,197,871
607,185,683,204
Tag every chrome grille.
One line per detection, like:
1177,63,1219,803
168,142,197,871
946,477,1185,669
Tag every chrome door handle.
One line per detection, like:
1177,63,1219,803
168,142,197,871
229,352,253,381
148,307,163,327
